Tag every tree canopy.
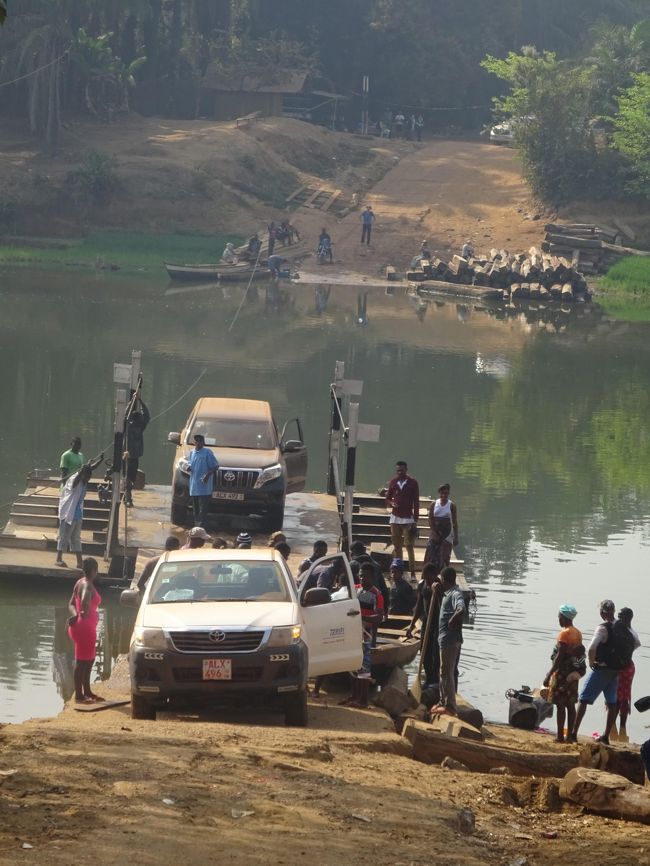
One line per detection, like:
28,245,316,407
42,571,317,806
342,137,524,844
0,0,648,188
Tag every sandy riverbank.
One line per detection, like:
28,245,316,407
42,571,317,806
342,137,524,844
1,668,648,866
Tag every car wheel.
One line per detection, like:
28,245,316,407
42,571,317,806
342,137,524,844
131,693,156,721
284,689,308,727
171,502,188,526
264,505,285,532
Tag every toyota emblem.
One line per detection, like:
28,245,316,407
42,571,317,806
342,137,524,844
223,471,236,483
209,630,227,643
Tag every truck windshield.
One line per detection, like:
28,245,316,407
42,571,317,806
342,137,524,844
149,561,291,603
188,418,275,449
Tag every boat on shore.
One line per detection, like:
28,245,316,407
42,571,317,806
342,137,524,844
371,635,419,670
164,261,277,283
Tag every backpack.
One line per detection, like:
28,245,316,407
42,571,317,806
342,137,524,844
597,621,636,670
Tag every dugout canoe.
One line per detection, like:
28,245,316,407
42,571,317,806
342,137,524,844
164,261,276,282
371,636,419,669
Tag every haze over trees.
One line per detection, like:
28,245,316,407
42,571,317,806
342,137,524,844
1,0,649,200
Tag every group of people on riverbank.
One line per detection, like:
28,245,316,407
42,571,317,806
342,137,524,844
544,599,641,745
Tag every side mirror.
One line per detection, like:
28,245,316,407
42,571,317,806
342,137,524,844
282,439,303,453
167,432,181,445
120,589,141,608
303,587,330,607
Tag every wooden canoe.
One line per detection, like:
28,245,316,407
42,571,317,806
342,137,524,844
371,636,419,669
164,261,277,283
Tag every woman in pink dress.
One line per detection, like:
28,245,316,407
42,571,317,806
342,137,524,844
67,557,103,703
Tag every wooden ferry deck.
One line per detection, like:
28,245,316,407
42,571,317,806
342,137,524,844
0,481,340,584
0,480,470,599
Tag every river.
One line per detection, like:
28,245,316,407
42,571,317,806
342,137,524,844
0,266,649,742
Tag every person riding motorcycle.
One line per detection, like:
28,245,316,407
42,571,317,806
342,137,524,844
318,228,333,264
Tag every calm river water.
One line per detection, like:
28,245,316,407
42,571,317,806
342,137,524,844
0,267,649,741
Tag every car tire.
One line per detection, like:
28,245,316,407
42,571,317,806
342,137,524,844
171,502,188,526
264,504,285,532
284,689,308,727
131,693,156,721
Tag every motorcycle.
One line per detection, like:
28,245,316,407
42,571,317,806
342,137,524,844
317,240,332,265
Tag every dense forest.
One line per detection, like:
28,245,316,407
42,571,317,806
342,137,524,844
1,0,650,201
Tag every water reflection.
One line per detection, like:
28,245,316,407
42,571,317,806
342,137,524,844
1,269,650,737
0,583,135,720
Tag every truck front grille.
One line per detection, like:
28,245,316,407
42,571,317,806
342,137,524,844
216,468,260,489
168,630,265,653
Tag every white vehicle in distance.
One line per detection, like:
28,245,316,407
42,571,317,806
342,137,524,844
489,115,535,145
121,549,362,726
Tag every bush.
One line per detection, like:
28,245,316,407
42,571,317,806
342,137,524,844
67,150,118,204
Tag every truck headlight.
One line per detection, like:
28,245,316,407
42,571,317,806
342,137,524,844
133,627,168,650
254,463,283,488
267,625,301,647
176,457,190,476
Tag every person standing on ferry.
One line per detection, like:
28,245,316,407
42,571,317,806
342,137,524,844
425,483,458,572
385,461,420,581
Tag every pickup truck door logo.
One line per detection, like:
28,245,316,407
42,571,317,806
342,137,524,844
209,630,227,643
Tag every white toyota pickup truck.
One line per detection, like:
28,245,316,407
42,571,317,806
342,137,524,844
121,549,362,726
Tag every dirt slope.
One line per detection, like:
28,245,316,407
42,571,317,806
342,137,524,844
0,678,648,866
0,116,393,238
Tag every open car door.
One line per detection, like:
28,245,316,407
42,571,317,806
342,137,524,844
299,554,362,677
280,418,308,493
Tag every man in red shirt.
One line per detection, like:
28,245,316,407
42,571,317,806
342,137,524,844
385,460,420,580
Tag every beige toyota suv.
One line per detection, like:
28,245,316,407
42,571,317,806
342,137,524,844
168,398,307,531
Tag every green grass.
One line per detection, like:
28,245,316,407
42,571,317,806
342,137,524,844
598,256,650,322
0,230,244,275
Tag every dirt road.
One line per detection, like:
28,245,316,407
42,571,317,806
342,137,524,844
296,137,545,280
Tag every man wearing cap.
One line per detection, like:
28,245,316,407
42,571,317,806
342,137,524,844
571,599,619,744
385,461,420,580
183,526,212,549
189,434,219,529
388,559,416,615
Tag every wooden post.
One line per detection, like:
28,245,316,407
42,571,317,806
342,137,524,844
104,388,127,562
327,361,345,496
342,402,359,553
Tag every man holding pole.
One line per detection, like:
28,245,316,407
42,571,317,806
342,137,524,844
386,460,419,581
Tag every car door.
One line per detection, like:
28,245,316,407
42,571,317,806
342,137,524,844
298,554,362,677
280,417,308,493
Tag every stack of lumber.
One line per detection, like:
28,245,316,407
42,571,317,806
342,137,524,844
408,246,591,303
542,222,646,275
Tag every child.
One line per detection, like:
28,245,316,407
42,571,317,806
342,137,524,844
356,563,384,676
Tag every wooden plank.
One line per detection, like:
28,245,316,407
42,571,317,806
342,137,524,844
302,187,327,207
285,185,307,204
402,719,577,777
74,700,130,713
321,189,342,212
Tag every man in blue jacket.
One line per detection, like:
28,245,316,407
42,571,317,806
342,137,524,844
189,434,219,528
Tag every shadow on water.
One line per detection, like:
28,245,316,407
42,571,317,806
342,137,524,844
1,268,650,736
